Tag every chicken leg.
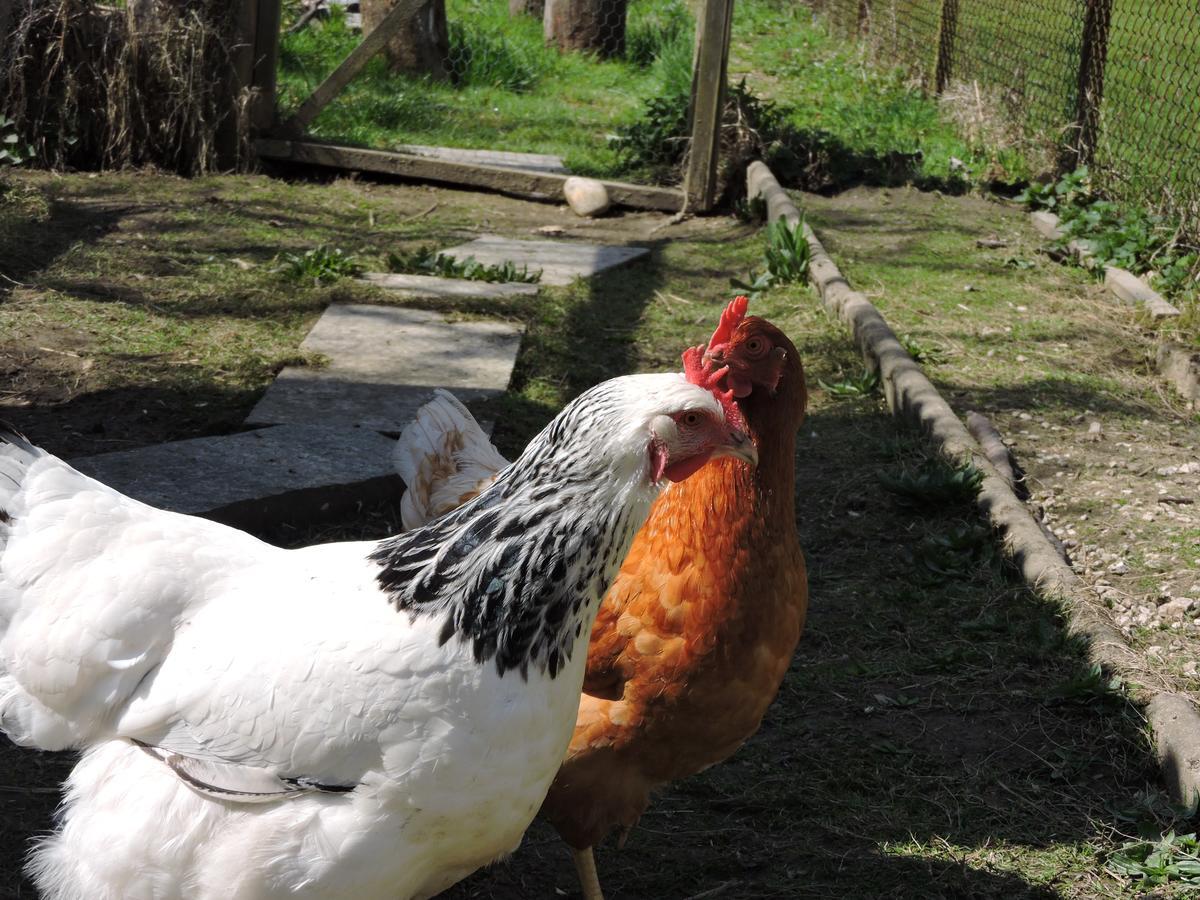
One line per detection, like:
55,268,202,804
572,846,605,900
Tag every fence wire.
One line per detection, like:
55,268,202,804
278,0,695,182
813,0,1200,212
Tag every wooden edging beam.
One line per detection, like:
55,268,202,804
746,159,1200,804
281,0,429,134
255,139,684,212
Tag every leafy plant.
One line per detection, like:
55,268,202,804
276,246,361,284
387,245,541,283
900,334,945,365
763,217,812,284
1019,167,1200,315
611,87,692,180
913,522,996,578
818,369,881,397
733,194,768,224
878,459,983,509
1016,167,1091,212
1108,831,1200,887
731,216,811,297
0,115,33,168
1047,662,1126,708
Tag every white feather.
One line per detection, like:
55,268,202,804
394,390,509,530
0,372,727,899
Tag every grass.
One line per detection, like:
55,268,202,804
276,0,694,180
0,168,1193,897
808,0,1200,211
728,2,1032,190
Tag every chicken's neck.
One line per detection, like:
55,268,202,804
371,458,658,681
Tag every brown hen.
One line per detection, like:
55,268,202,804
540,297,808,898
390,297,807,899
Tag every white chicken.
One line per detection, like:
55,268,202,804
0,371,755,900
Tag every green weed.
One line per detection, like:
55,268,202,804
0,115,33,168
899,334,946,365
276,246,361,284
731,216,812,297
1108,831,1200,887
818,368,881,397
763,217,812,283
1047,662,1126,708
386,245,541,283
878,459,983,509
1019,168,1200,327
913,522,997,579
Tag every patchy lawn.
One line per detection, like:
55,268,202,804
0,170,1188,898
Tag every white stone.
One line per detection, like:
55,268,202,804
563,176,611,218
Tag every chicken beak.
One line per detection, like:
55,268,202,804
714,428,758,468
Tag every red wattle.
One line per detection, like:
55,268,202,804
664,451,712,483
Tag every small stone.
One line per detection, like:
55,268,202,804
563,177,610,218
1159,598,1193,621
1108,560,1129,575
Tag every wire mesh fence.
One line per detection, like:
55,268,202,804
812,0,1200,213
276,0,697,182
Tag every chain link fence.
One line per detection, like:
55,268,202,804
812,0,1200,214
277,0,696,182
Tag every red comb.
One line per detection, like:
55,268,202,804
682,301,749,432
707,295,750,351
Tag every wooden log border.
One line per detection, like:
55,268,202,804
746,159,1200,804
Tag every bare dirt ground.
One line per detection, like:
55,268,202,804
799,184,1200,703
0,171,1188,898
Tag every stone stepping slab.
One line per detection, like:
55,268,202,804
395,145,567,174
72,425,401,531
360,272,539,299
440,235,649,286
246,304,524,433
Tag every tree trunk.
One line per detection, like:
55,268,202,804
360,0,449,80
544,0,626,58
510,0,544,17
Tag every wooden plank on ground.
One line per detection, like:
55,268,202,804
282,0,428,134
255,139,684,212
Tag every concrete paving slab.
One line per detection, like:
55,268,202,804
72,425,402,531
440,235,649,286
395,145,567,174
360,272,539,299
246,305,523,432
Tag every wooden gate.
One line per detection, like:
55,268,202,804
239,0,734,213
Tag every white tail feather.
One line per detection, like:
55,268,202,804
393,390,509,530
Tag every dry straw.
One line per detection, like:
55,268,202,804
1,0,250,174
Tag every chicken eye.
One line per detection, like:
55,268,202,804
745,337,767,355
681,411,702,428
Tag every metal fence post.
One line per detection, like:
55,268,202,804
685,0,735,212
933,0,958,93
1065,0,1113,169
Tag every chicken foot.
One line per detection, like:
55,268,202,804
572,846,605,900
